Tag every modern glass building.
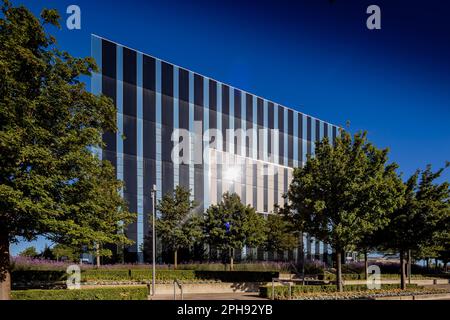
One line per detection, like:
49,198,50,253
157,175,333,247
91,35,340,263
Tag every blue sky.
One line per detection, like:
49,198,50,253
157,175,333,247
10,0,450,255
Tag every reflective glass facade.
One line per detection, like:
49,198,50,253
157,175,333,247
91,35,339,264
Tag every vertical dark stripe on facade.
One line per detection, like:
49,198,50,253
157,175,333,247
241,160,246,205
268,102,274,158
122,47,137,249
246,94,253,158
234,90,241,155
287,109,293,167
273,171,278,206
209,80,217,131
332,126,337,145
298,113,303,167
307,116,312,157
324,122,329,140
142,55,156,240
315,119,320,144
101,40,117,168
222,85,229,152
217,82,222,203
278,106,284,163
263,172,268,213
194,74,204,210
161,62,174,196
179,68,190,189
217,158,222,202
257,98,264,160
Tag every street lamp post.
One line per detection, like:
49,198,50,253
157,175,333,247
151,184,157,296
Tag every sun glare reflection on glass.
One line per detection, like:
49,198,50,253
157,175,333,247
224,166,241,182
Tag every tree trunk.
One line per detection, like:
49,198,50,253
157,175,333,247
174,250,178,270
96,243,100,268
336,251,343,292
400,250,406,290
364,251,369,280
0,230,11,300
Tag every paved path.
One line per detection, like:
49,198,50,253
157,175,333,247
150,292,267,300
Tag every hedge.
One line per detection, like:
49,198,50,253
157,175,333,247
12,270,279,288
81,269,197,282
193,271,278,282
260,284,419,299
12,270,67,283
324,273,450,280
12,287,148,300
324,273,364,280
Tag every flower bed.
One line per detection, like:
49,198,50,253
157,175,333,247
11,257,291,271
12,269,278,289
289,288,449,300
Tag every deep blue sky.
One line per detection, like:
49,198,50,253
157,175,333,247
10,0,450,254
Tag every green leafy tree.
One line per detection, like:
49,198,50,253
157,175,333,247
287,131,404,292
414,236,446,271
437,238,450,271
39,244,55,260
0,1,135,299
380,164,449,289
203,192,267,270
265,211,298,256
155,186,201,269
18,246,38,258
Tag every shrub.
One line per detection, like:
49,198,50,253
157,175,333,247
193,271,278,282
81,269,197,282
81,270,278,283
324,273,364,280
260,283,419,299
12,270,67,283
12,269,279,289
303,261,325,274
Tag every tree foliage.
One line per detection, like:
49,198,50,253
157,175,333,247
155,186,201,266
0,0,135,298
265,211,297,253
381,164,449,253
50,244,79,262
203,192,267,262
287,130,405,290
18,246,38,258
380,164,449,285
